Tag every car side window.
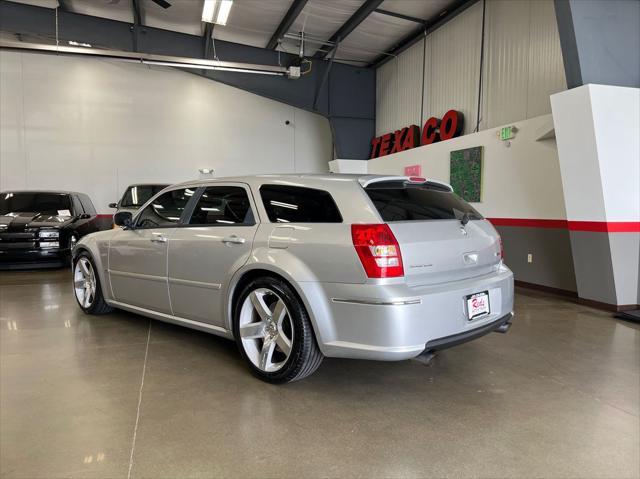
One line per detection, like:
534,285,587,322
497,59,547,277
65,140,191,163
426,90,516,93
80,194,96,216
136,188,191,229
188,186,255,226
259,185,343,223
72,196,84,215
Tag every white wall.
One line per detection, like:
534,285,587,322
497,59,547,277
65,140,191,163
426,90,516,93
0,51,333,213
376,0,566,136
367,114,566,221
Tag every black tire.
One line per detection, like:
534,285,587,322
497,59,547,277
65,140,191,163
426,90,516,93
73,252,113,315
233,276,323,384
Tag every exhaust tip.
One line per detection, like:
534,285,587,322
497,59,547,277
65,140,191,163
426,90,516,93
494,321,512,334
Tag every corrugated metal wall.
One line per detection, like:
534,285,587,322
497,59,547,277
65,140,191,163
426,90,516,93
376,40,424,136
375,0,566,136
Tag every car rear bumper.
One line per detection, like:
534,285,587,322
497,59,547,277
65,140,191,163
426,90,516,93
301,264,514,360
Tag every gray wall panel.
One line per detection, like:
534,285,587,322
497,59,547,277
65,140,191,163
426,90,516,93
609,232,640,306
569,231,617,305
497,225,577,292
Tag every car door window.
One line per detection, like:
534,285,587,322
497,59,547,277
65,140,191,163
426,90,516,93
259,185,342,223
135,188,191,229
80,194,96,215
188,186,255,226
71,196,84,215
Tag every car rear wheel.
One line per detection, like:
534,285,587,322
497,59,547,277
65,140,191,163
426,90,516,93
73,252,113,315
233,277,323,383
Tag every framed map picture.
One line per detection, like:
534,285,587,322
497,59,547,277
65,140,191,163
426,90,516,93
450,146,483,202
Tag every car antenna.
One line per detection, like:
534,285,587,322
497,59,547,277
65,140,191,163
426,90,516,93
460,212,470,226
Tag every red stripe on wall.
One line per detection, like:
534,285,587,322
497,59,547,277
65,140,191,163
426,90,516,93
488,218,640,233
567,221,640,233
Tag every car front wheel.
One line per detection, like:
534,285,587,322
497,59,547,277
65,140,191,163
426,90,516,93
73,252,113,315
233,277,323,383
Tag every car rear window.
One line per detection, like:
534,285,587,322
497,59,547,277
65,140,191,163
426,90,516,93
365,182,483,222
260,185,342,223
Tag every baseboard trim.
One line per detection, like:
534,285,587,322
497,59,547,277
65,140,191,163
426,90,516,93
577,298,640,313
514,280,639,312
514,280,578,298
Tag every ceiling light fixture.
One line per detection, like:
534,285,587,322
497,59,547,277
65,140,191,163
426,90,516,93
0,40,298,78
215,0,233,25
68,40,92,48
202,0,233,25
140,59,284,76
201,0,216,23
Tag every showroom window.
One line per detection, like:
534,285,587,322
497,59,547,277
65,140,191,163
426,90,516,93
135,188,192,228
260,185,342,223
188,186,255,226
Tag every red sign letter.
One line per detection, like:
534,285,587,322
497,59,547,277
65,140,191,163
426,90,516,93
389,129,406,155
379,133,392,156
402,125,420,151
439,110,464,140
421,117,440,145
370,136,381,159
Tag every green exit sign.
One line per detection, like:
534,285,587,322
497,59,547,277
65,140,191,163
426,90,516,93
499,126,515,140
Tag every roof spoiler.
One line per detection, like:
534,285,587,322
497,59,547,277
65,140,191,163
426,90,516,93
358,176,453,192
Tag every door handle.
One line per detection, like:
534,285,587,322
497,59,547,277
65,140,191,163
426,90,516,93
222,235,246,245
150,233,167,243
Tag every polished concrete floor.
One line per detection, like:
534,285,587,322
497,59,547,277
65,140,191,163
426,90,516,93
1,269,638,479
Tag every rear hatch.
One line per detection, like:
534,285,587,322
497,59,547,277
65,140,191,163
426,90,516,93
364,179,501,286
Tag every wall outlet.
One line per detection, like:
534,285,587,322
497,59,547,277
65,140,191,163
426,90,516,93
527,253,533,263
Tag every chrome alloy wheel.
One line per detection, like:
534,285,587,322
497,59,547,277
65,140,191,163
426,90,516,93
239,288,294,373
74,257,96,309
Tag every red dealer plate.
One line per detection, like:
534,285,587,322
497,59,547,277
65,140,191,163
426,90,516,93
466,291,490,320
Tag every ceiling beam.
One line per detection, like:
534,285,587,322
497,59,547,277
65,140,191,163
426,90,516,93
131,0,143,26
203,22,214,59
57,0,71,11
370,0,479,68
266,0,309,50
313,0,384,59
374,8,426,25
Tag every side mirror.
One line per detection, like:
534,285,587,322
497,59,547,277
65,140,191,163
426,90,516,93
114,211,134,228
108,203,118,209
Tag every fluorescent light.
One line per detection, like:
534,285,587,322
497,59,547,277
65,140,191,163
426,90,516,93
68,40,92,48
140,60,284,76
202,0,233,25
202,0,217,23
215,0,233,25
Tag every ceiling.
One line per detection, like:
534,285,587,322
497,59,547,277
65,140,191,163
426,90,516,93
8,0,461,66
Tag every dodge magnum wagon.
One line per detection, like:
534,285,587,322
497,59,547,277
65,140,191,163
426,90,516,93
72,174,514,383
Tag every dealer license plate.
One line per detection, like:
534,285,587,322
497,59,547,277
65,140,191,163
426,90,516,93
466,291,490,320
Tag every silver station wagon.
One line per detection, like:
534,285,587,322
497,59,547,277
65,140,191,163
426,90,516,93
72,174,514,383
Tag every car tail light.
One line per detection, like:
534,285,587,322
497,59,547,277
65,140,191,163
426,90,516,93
351,224,404,278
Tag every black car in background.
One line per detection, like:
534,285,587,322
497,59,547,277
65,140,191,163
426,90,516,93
0,191,105,269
